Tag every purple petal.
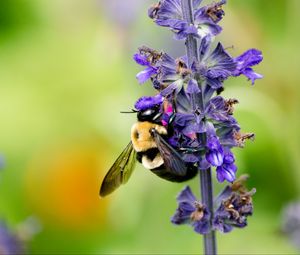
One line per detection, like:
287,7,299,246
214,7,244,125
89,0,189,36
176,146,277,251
233,49,263,84
206,150,223,167
136,67,157,84
133,53,149,66
216,164,237,183
176,186,197,203
174,113,194,127
154,0,182,29
223,162,237,174
235,49,263,68
171,206,194,225
223,152,235,164
199,36,212,60
134,94,163,111
171,186,198,225
207,96,226,110
213,215,233,233
243,68,263,85
186,79,201,94
182,122,206,136
160,80,183,96
206,77,223,89
199,157,210,170
192,217,210,234
194,0,226,24
206,136,221,150
206,43,236,79
216,167,225,182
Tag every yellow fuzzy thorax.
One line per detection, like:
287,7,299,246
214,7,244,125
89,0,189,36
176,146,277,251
130,121,167,152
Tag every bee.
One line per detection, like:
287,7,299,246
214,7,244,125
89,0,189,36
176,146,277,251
100,104,198,197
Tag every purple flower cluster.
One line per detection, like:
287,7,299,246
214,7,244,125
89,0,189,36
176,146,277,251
148,0,226,40
132,0,262,237
133,0,262,184
171,175,255,234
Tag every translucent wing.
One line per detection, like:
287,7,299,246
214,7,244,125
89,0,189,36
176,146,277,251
152,130,187,176
100,141,136,197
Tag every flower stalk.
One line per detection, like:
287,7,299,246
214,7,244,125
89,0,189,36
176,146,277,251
180,0,198,67
200,168,216,255
180,1,216,254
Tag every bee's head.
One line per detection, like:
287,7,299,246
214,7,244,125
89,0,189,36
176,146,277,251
137,105,161,122
134,95,163,123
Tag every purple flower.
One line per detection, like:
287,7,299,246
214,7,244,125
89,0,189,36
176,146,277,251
171,186,211,234
195,0,226,24
134,47,191,92
158,55,191,95
281,202,300,251
134,94,164,111
0,222,25,254
205,96,238,123
193,0,226,37
149,0,226,40
206,135,224,167
134,53,158,84
178,79,206,138
213,176,256,233
216,151,237,183
197,41,237,89
131,0,262,240
232,49,263,85
133,46,164,84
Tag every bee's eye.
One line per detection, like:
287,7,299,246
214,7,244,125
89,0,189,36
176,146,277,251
143,109,154,116
134,130,139,139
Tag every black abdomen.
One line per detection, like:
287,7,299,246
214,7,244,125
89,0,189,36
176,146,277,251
136,150,198,182
150,164,198,182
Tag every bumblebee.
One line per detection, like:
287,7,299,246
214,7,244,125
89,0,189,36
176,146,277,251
100,105,198,197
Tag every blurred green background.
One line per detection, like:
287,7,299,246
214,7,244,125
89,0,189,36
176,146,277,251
0,0,299,254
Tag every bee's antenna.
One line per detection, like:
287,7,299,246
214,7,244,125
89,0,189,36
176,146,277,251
120,109,138,114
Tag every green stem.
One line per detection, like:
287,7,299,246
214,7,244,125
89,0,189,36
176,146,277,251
200,168,217,255
180,0,217,254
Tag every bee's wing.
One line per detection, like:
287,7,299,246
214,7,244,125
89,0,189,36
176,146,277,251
152,130,187,176
100,141,136,197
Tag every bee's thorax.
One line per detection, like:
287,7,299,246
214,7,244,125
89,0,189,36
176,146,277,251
131,121,167,152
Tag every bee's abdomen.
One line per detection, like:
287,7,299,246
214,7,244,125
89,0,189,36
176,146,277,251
150,164,198,182
137,149,164,170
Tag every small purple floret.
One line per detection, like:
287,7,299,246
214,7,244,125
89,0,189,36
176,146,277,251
133,53,158,84
213,180,256,233
149,0,226,40
232,49,263,85
136,67,158,84
133,53,150,66
216,151,237,183
134,94,163,111
171,186,211,234
206,136,224,166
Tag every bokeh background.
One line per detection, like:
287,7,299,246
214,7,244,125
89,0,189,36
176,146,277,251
0,0,299,253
